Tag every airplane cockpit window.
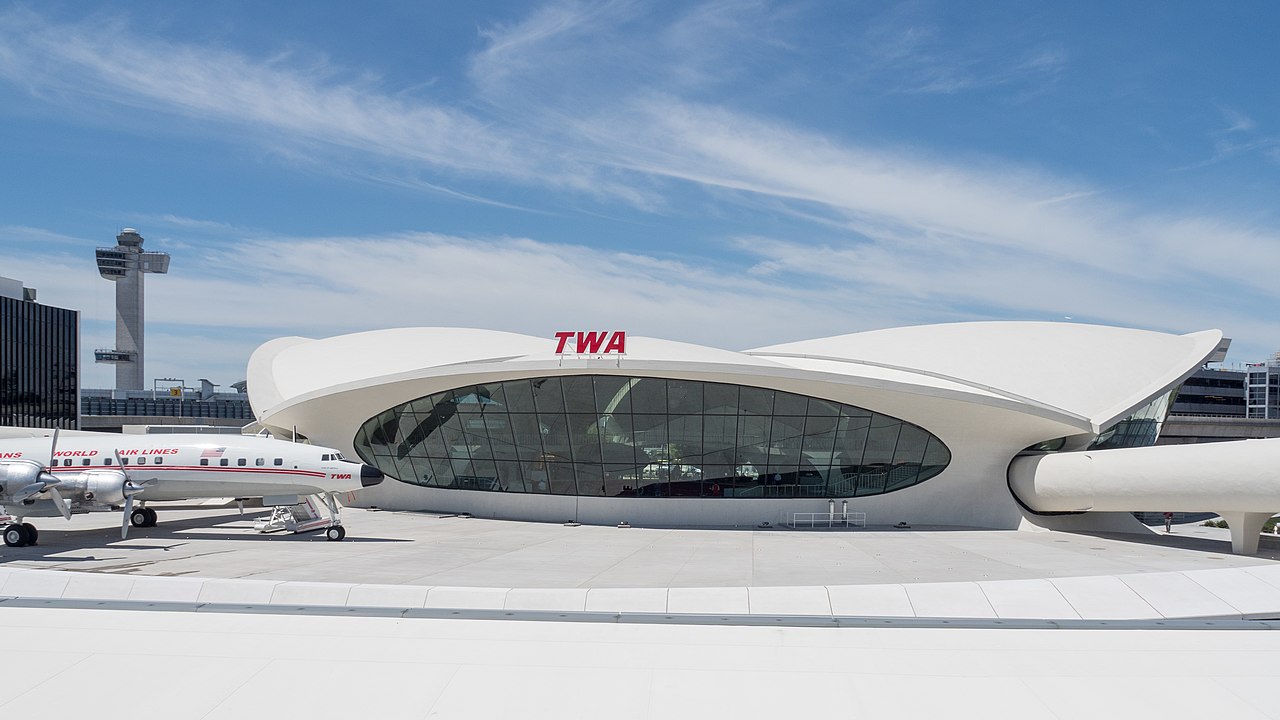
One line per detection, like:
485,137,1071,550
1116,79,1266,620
321,453,332,461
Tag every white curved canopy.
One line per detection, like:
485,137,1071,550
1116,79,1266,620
251,323,1221,434
248,328,789,420
748,322,1222,431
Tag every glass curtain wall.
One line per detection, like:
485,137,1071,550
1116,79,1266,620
355,376,950,499
0,295,79,429
1087,388,1178,450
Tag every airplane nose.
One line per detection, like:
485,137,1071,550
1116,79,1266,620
360,464,385,487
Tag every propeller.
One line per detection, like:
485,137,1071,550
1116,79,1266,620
113,448,150,540
120,481,148,540
44,428,71,519
48,487,71,520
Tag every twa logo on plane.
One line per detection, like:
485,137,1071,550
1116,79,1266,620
330,473,353,480
553,331,626,355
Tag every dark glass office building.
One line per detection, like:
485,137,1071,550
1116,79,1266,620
0,287,79,429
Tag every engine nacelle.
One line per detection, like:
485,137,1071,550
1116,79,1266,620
0,460,55,502
55,470,130,507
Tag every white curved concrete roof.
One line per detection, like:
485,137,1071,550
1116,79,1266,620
248,328,789,419
748,322,1222,430
249,322,1220,439
248,328,550,414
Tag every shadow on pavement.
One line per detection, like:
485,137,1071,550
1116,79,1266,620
0,509,409,565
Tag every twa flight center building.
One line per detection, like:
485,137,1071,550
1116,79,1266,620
247,322,1280,554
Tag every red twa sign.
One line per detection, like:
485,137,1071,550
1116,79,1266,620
554,331,626,354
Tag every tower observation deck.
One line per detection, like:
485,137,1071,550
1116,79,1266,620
94,228,170,391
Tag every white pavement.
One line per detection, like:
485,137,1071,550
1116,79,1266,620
2,506,1280,719
1,506,1278,620
0,605,1278,720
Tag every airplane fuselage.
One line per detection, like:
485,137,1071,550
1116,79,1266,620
0,433,380,516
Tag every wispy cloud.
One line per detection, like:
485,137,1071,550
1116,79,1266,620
0,8,533,184
0,225,94,249
1177,107,1280,171
854,10,1067,96
5,228,960,386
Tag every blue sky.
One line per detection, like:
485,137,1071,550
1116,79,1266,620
1,1,1278,389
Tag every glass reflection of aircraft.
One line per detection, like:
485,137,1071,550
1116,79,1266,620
0,430,383,547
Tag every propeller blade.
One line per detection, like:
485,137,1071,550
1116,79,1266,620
121,494,133,540
15,482,48,500
48,427,60,468
48,487,71,520
12,474,60,501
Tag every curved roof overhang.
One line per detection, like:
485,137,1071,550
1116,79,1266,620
747,322,1224,434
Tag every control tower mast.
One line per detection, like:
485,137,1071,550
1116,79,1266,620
94,228,170,391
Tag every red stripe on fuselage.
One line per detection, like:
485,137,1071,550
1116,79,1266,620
47,466,328,478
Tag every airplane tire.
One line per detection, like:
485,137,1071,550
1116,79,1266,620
325,525,346,542
143,508,158,527
21,524,37,546
130,508,149,528
3,524,28,548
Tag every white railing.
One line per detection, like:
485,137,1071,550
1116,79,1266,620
789,511,866,529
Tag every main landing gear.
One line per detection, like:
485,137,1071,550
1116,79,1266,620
129,507,158,528
3,523,39,547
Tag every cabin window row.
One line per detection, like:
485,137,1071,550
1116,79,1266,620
59,457,166,466
198,457,286,467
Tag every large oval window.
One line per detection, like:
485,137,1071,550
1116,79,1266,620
354,376,950,498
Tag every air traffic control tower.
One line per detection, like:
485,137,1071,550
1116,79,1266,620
94,228,170,391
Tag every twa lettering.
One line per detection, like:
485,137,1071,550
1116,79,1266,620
0,452,22,459
553,331,626,355
117,448,179,456
330,473,352,480
54,450,98,457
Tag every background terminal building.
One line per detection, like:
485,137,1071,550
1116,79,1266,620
1159,359,1280,445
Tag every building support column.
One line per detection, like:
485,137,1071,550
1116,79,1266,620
1218,511,1273,555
